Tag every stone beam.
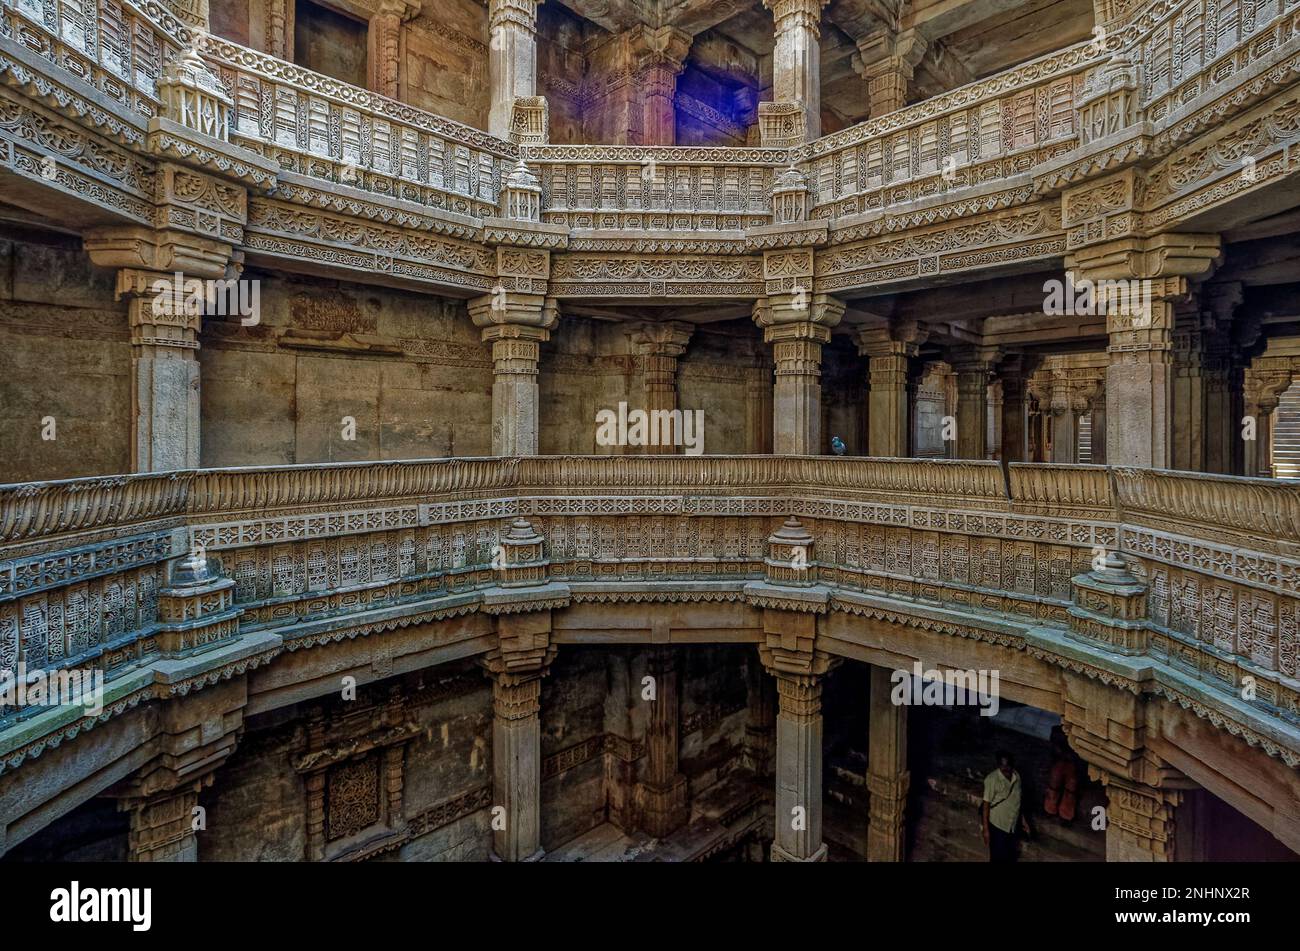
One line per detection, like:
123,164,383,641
905,0,1027,41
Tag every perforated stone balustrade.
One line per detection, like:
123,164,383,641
1,456,1298,776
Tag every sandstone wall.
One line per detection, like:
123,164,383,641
401,0,490,128
537,2,587,145
0,232,130,482
0,229,770,482
200,271,493,466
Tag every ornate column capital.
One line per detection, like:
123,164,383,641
762,0,831,37
489,0,541,33
855,319,929,359
626,320,695,358
627,24,693,77
754,293,845,343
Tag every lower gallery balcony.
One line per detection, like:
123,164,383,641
0,455,1297,864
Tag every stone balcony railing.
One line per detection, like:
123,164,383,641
0,0,1295,298
795,40,1096,225
525,145,787,242
1,456,1298,776
192,32,517,220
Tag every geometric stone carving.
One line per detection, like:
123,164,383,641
1068,552,1149,655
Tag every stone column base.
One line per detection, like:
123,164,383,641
637,775,689,838
771,841,828,862
490,847,545,863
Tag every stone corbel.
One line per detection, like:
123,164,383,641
109,676,250,860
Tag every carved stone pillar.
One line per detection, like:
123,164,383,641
857,321,927,457
1050,376,1077,464
1201,284,1243,475
472,167,567,455
469,295,558,456
488,0,544,140
83,226,233,472
628,321,694,453
746,364,774,454
1090,386,1107,464
1068,233,1220,468
754,293,845,455
629,26,692,146
1243,369,1292,478
125,268,202,472
866,664,908,861
998,355,1033,463
267,0,291,59
762,649,835,862
760,0,829,144
368,1,419,99
1172,298,1207,472
1092,772,1185,861
743,649,777,777
951,347,998,460
480,618,557,863
111,676,248,861
1062,669,1195,862
748,522,835,861
120,781,207,862
852,29,925,118
636,646,689,837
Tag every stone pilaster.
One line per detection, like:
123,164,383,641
759,0,830,144
627,321,695,453
754,293,845,455
1067,233,1220,468
866,664,908,861
488,0,544,140
856,321,927,458
368,1,419,99
480,622,557,862
636,646,689,837
950,347,999,460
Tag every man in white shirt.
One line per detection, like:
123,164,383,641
982,750,1032,862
